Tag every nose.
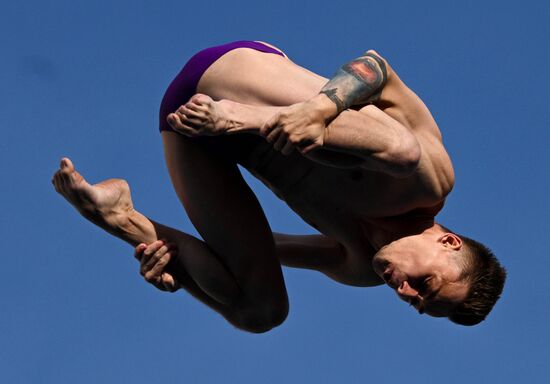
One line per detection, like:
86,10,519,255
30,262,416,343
397,281,419,298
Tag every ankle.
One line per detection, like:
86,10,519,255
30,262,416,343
115,209,157,246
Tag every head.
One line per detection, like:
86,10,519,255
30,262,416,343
372,224,506,325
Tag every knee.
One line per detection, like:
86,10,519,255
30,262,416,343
230,300,289,334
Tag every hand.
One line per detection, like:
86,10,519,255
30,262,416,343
134,240,181,292
260,99,330,155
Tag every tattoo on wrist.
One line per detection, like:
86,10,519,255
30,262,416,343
321,88,346,114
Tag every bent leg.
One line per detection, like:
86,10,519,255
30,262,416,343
52,157,283,333
157,50,335,333
162,131,288,333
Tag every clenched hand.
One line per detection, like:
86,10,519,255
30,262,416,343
260,99,331,155
134,240,181,292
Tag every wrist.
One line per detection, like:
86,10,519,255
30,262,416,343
309,93,339,122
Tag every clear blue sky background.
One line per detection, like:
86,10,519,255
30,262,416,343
2,1,549,383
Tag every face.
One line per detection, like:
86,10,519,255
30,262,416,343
372,232,470,317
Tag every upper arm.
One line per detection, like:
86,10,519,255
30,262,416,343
354,104,421,176
273,232,384,287
273,232,345,271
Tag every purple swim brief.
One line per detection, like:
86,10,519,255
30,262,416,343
159,40,285,132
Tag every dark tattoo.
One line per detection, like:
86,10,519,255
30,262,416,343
320,51,388,113
320,88,346,114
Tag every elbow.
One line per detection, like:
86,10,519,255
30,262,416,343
385,137,421,178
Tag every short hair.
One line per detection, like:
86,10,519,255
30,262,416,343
445,231,507,326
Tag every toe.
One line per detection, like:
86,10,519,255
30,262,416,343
60,157,74,172
176,108,202,125
167,113,198,136
181,105,202,118
53,172,66,192
190,93,212,106
183,102,199,112
183,116,203,126
184,100,208,113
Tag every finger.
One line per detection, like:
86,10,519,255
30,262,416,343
260,117,277,137
142,244,169,274
144,252,172,282
161,273,179,292
139,240,165,276
299,140,322,155
144,273,163,286
281,140,296,156
273,131,288,151
134,243,147,261
266,127,282,144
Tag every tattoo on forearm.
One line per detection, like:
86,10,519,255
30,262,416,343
320,52,388,114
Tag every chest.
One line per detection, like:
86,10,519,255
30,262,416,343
244,143,432,240
281,163,423,224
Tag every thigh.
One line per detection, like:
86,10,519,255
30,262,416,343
161,130,287,307
197,46,328,106
195,46,407,136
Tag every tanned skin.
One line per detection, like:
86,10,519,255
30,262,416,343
53,43,461,332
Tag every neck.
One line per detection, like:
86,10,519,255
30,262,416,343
361,216,438,251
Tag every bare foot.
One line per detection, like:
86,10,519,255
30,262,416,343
52,158,134,229
167,93,267,136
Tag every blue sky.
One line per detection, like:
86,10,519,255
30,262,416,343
2,0,549,383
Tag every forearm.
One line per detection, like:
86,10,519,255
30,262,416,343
273,232,344,271
273,232,383,287
319,51,387,118
320,108,421,176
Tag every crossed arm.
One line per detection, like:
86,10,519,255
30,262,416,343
258,50,419,177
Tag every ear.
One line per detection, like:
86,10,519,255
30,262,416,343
439,233,462,250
